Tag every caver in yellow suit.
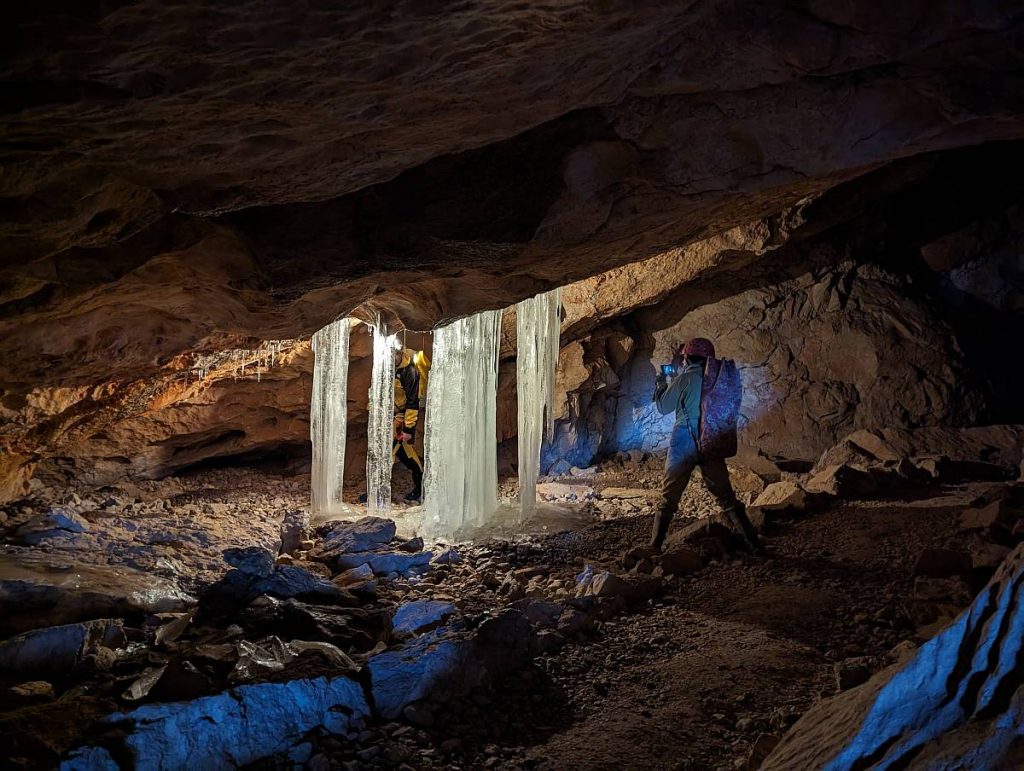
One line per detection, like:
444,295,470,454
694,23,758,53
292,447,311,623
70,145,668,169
393,348,429,502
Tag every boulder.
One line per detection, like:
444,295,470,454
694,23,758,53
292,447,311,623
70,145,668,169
254,565,352,603
62,674,369,770
430,548,462,565
762,543,1024,770
392,600,456,637
333,563,375,586
752,481,810,513
280,510,310,556
659,547,703,576
223,546,276,578
969,542,1012,571
0,557,195,637
368,551,433,577
0,619,125,676
15,508,90,545
804,464,876,498
322,517,396,554
580,571,662,601
665,518,743,559
368,610,534,719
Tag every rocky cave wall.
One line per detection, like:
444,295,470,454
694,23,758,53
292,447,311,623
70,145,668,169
3,3,1024,498
4,145,1023,495
540,147,1024,472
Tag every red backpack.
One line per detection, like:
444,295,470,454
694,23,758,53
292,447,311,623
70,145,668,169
699,357,742,459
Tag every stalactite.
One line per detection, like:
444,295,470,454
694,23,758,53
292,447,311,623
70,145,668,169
310,318,352,515
422,309,502,538
516,288,561,518
367,317,397,517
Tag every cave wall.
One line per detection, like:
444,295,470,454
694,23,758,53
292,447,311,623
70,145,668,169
537,169,1024,471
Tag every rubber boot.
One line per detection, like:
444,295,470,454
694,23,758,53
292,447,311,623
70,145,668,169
725,503,765,556
405,468,423,503
650,510,673,551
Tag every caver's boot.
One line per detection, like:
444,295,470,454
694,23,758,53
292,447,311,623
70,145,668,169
725,502,765,556
650,510,674,551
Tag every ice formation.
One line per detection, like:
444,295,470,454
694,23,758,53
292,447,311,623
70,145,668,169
366,318,398,517
516,288,561,517
422,309,503,538
310,319,352,515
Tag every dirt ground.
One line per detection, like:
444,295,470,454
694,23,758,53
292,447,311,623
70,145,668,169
1,461,989,770
400,486,978,770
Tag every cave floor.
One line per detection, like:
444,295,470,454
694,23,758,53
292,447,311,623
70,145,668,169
0,466,988,769
325,484,980,770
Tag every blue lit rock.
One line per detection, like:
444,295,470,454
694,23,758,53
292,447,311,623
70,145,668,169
15,508,90,546
392,599,456,637
62,675,369,771
321,517,396,554
762,542,1024,770
369,610,534,719
0,619,125,675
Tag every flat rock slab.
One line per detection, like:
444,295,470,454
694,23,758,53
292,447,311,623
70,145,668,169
369,610,534,720
0,619,125,675
393,600,456,637
0,555,195,637
62,674,369,770
599,487,655,500
322,517,396,554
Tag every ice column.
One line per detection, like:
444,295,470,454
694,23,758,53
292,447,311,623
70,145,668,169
422,309,502,538
366,318,398,516
310,319,352,515
516,288,561,518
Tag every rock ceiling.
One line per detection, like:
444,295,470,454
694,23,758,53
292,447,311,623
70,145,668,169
3,1,1023,394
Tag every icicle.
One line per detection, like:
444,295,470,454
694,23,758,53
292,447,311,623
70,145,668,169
366,317,398,517
310,319,352,515
422,309,502,538
516,288,562,519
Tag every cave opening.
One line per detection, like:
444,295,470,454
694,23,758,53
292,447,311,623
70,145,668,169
3,5,1024,770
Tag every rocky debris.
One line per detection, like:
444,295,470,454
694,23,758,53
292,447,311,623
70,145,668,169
958,483,1024,543
14,509,90,546
280,510,310,556
659,547,703,577
200,561,352,617
598,487,651,501
0,620,125,676
763,543,1024,770
752,481,811,514
0,555,196,637
223,546,276,578
392,600,456,638
63,674,370,771
368,610,535,720
431,547,462,565
4,681,55,707
537,482,596,502
804,464,877,499
320,516,397,554
665,518,745,560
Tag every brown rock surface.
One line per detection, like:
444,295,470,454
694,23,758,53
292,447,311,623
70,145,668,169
3,2,1024,395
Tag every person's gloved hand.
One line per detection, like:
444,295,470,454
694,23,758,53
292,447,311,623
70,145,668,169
398,431,413,443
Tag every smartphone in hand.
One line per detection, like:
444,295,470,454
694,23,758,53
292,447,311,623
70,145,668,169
660,364,676,377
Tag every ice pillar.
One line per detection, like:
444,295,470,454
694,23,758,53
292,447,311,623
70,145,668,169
310,318,352,515
516,288,561,518
422,309,502,538
366,318,397,516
